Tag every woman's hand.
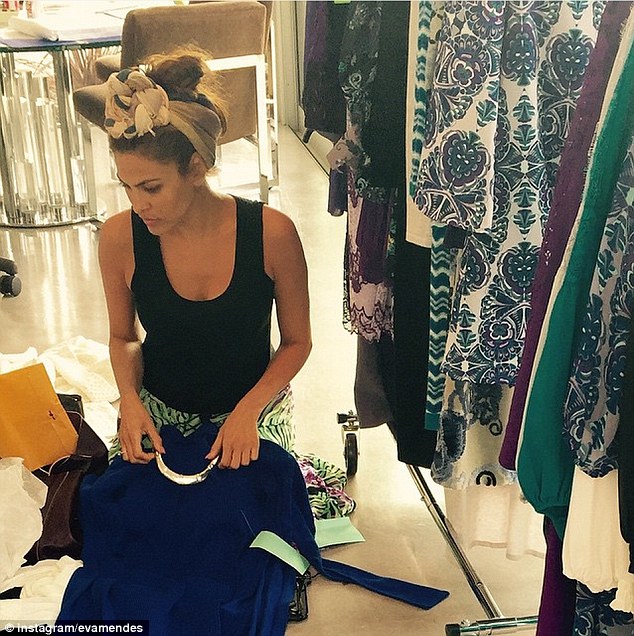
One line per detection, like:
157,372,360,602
118,393,165,463
205,407,260,469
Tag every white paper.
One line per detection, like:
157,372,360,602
9,11,121,42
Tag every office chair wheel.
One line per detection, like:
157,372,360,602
0,273,21,297
0,257,17,276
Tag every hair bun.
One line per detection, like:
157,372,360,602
143,46,228,136
147,55,203,97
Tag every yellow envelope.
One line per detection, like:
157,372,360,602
0,363,78,470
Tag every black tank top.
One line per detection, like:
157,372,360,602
130,197,274,414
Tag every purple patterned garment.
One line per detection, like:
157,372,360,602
296,455,356,519
500,0,633,470
301,0,346,137
303,1,328,80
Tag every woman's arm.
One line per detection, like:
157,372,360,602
99,213,164,463
207,206,311,468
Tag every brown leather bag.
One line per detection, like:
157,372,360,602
24,394,108,564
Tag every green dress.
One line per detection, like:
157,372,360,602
517,32,634,539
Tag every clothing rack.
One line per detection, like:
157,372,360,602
405,465,539,635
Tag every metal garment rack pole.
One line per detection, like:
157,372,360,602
406,465,539,635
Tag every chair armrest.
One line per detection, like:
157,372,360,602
73,84,109,129
95,53,121,82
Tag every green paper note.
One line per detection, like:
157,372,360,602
315,517,365,549
250,530,310,574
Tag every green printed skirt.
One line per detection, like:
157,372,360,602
109,386,355,519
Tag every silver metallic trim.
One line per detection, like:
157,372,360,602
155,452,218,485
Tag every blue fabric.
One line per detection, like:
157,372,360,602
319,558,447,608
58,423,448,635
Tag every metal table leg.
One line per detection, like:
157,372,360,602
0,51,18,224
50,48,79,212
0,48,93,226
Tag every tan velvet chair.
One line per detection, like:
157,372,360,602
92,1,273,85
73,0,275,204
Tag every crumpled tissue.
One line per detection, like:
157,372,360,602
39,336,118,403
0,458,83,627
0,458,47,585
0,556,81,626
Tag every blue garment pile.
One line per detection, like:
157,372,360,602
58,423,448,635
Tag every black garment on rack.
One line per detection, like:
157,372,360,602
392,193,437,468
345,0,434,466
350,192,436,466
301,0,348,138
618,315,634,574
354,335,394,429
361,0,410,189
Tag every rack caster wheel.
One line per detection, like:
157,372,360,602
0,273,21,297
344,433,358,476
337,411,359,477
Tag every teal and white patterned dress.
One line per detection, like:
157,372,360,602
563,147,634,478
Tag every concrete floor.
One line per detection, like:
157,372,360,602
0,126,544,635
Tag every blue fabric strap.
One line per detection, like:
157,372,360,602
319,558,449,610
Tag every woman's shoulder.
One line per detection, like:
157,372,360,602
261,204,299,240
98,210,136,286
100,209,133,243
98,209,134,260
261,204,304,280
101,208,132,229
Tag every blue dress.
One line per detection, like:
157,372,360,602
58,423,448,635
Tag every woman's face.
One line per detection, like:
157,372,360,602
114,151,199,235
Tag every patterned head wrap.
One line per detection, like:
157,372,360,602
104,67,223,169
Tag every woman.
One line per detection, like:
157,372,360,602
57,50,318,634
99,51,312,468
58,51,445,633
